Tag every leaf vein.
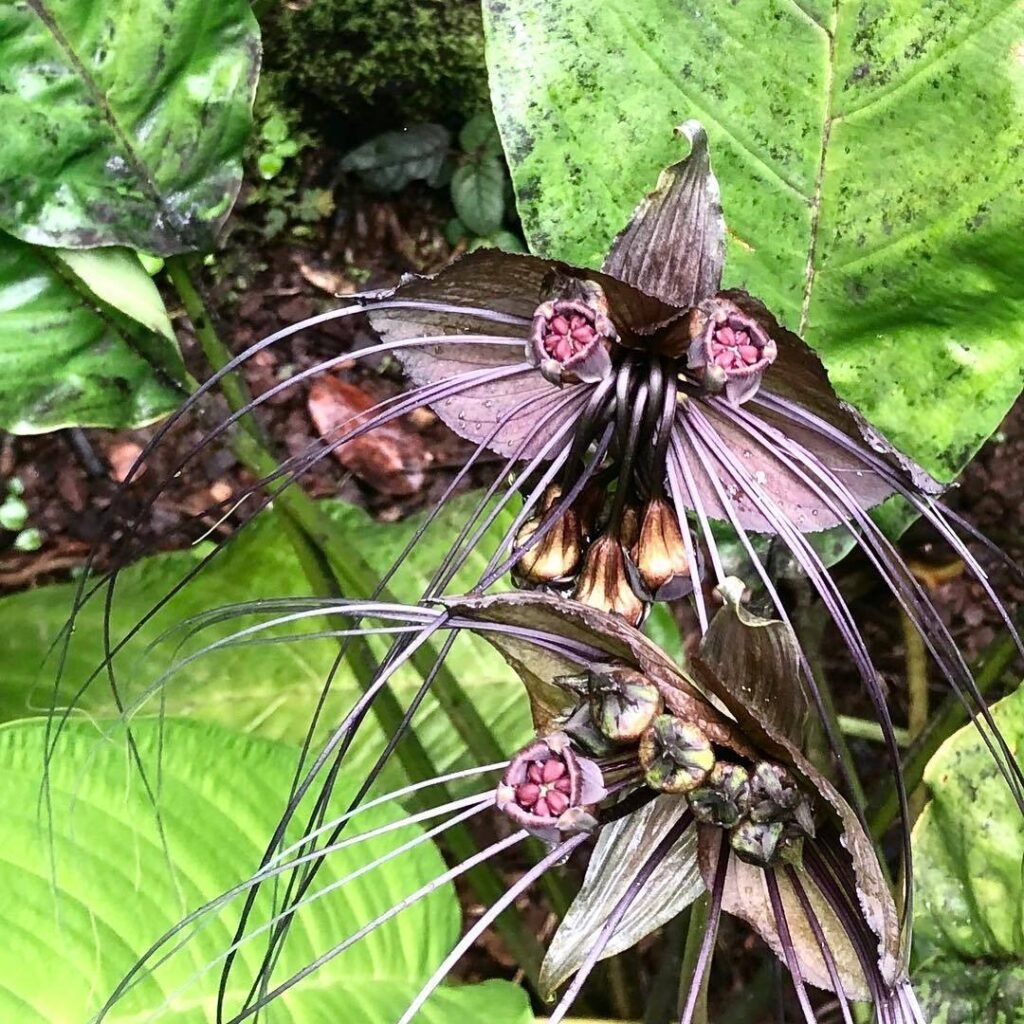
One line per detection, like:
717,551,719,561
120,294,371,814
607,2,814,205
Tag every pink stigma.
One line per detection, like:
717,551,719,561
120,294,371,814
711,323,761,370
514,754,572,817
542,312,598,362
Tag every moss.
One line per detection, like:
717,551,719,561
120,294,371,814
260,0,489,142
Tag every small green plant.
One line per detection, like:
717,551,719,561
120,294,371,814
340,111,525,252
0,477,40,552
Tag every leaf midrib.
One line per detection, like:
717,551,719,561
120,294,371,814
26,1,166,215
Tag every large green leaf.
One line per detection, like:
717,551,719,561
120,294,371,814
0,717,532,1023
483,0,1024,480
1,496,530,778
911,685,1024,1023
0,233,185,432
0,0,260,254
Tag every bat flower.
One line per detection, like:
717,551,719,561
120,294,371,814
350,120,1023,838
445,589,912,1024
114,590,920,1024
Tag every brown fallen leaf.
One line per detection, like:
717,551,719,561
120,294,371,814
307,377,427,496
107,441,145,484
298,262,356,297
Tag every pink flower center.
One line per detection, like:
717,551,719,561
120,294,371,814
711,322,761,371
542,312,598,363
514,756,572,818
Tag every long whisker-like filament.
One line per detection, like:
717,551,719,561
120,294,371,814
223,829,531,1024
678,830,728,1024
765,868,818,1024
397,831,591,1024
785,867,855,1024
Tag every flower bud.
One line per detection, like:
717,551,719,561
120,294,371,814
573,533,646,626
587,664,663,743
748,762,816,839
496,733,607,843
639,714,715,793
514,508,584,584
688,762,750,828
631,497,693,599
529,278,616,385
730,819,785,867
687,298,777,405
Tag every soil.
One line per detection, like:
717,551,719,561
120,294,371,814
2,180,1021,1024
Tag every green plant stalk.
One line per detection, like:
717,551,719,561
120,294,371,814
166,255,551,976
869,624,1018,838
838,716,911,747
676,894,712,1024
899,608,929,820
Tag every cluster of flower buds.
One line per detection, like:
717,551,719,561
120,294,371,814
689,759,815,867
515,487,695,626
687,296,777,405
498,660,816,867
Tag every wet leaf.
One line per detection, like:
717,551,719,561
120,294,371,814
0,0,260,254
341,125,452,193
307,376,428,496
541,794,702,998
0,717,532,1023
0,234,185,433
452,155,506,236
484,0,1024,481
912,685,1024,1023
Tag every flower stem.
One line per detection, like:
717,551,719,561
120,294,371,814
899,608,929,819
837,716,911,746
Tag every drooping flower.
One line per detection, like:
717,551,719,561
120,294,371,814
113,590,923,1024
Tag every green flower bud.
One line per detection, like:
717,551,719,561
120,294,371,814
639,715,715,794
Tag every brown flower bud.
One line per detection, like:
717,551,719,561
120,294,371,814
514,504,584,584
631,497,692,599
639,714,715,793
573,533,646,626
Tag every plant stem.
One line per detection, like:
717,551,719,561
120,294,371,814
166,255,547,980
899,608,929,820
676,894,712,1024
838,715,911,746
869,623,1018,838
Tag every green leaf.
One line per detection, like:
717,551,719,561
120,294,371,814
911,685,1024,1023
451,156,506,236
483,0,1024,480
0,0,260,254
469,229,527,254
0,717,533,1023
459,110,504,157
0,233,185,433
0,496,531,779
341,125,453,193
